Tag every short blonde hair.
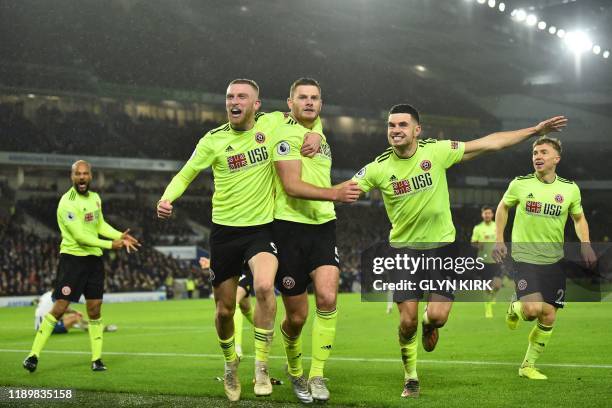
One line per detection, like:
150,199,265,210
228,78,259,96
533,136,562,155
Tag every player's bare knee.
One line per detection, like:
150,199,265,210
315,293,337,311
87,310,101,320
51,300,69,319
254,282,274,299
50,309,65,320
399,317,418,336
426,310,449,327
87,304,102,319
287,311,308,330
216,302,236,321
521,303,541,321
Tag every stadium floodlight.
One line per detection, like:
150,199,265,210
538,21,547,30
593,45,601,55
548,26,557,35
498,2,505,12
488,0,496,8
477,0,486,4
510,9,517,17
564,31,593,54
526,14,538,26
514,9,527,22
414,65,427,72
604,50,610,59
557,29,566,38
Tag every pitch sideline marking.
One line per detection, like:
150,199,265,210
1,349,611,369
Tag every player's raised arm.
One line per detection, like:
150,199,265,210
157,134,215,218
461,116,568,162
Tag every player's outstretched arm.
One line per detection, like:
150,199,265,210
158,135,215,218
461,116,568,162
493,200,510,263
571,212,597,269
274,160,360,203
158,167,198,218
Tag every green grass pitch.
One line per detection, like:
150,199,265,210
1,292,611,407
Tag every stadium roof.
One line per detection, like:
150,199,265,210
0,0,610,116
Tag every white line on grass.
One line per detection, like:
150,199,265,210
2,349,612,369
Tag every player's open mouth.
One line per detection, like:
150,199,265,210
534,160,544,166
78,182,87,189
392,136,403,142
230,108,242,117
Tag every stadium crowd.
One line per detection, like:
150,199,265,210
3,99,612,297
2,101,612,180
0,213,193,297
5,188,612,297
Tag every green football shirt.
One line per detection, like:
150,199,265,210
162,112,323,227
57,187,122,257
502,173,582,264
354,139,465,248
272,116,335,225
471,221,497,264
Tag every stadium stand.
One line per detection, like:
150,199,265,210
0,210,198,296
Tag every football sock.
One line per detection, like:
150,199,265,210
88,318,104,361
254,327,274,363
522,322,553,367
219,335,237,363
29,313,57,357
309,308,337,379
399,328,418,379
282,326,303,377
